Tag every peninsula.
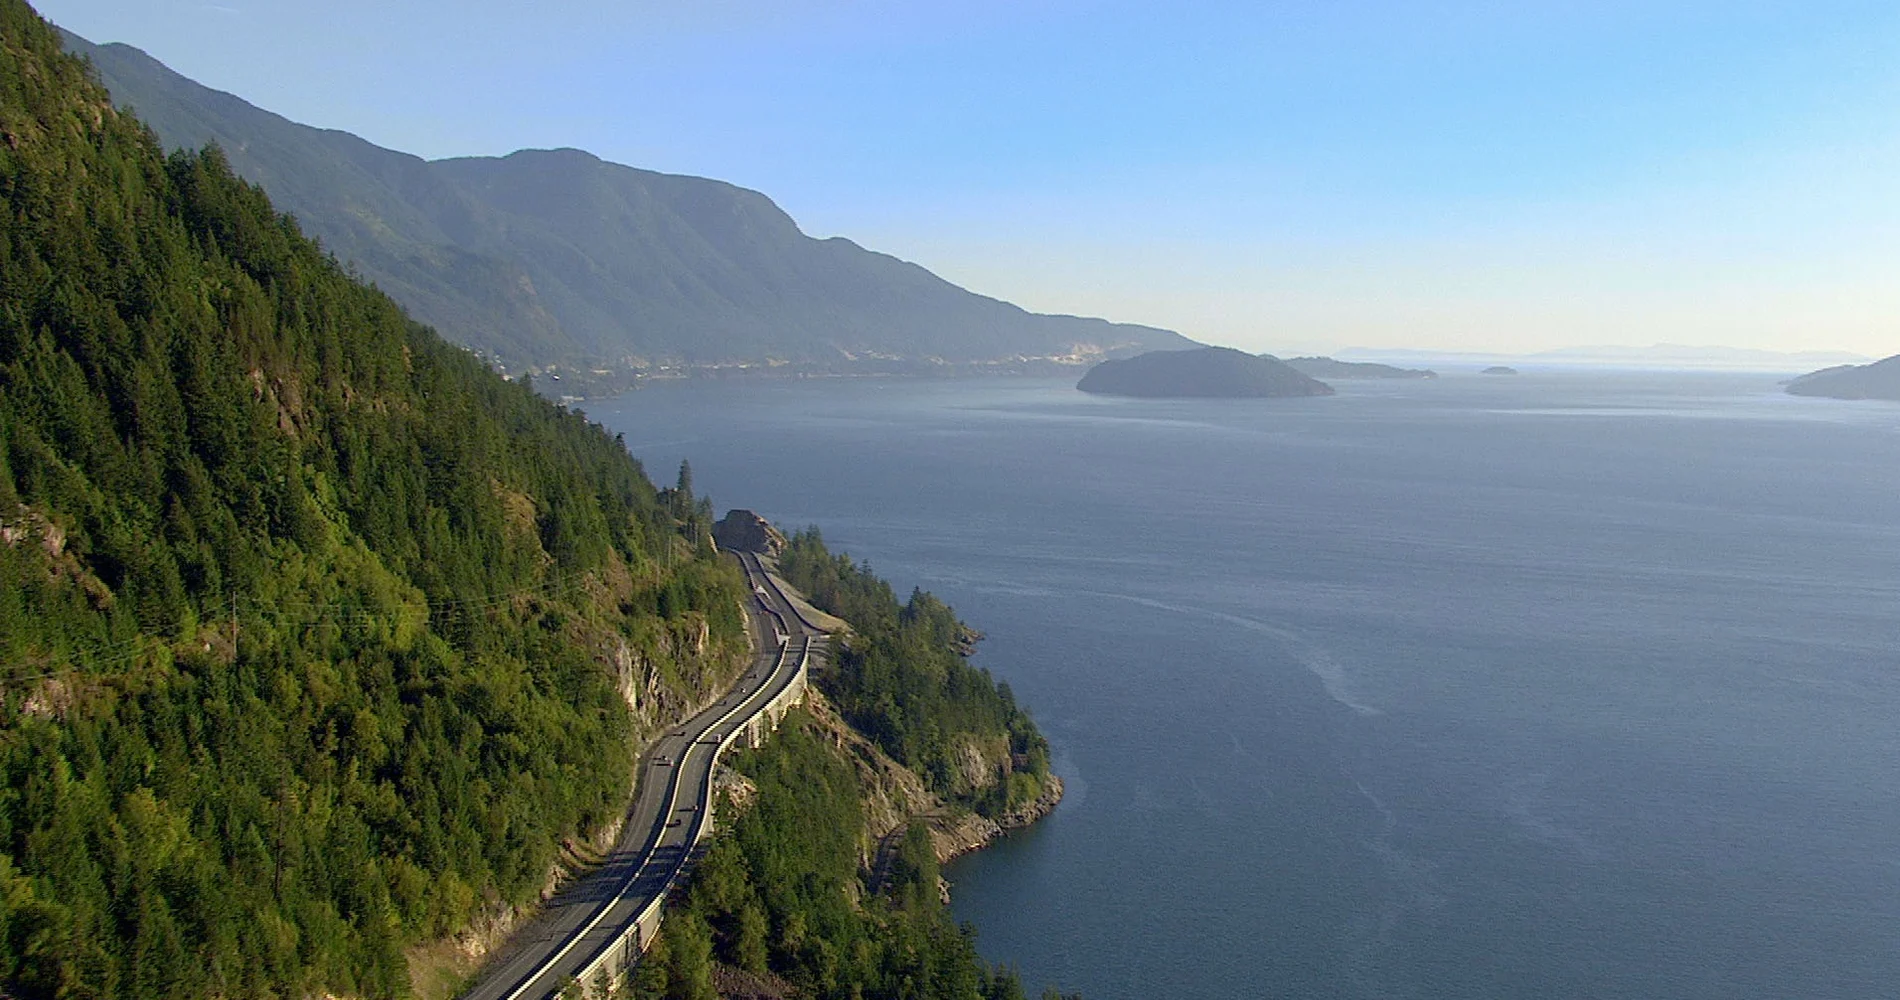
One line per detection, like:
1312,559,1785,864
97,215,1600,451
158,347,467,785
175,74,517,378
1785,354,1900,401
1286,356,1438,379
1077,346,1335,398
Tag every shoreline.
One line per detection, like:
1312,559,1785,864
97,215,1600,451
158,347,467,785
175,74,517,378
921,774,1067,869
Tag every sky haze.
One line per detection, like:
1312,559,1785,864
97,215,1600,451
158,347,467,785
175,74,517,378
37,0,1900,357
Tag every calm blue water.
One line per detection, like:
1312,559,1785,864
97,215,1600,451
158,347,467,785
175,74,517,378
590,371,1900,1000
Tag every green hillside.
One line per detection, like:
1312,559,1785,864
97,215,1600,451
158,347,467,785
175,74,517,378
0,3,749,995
778,530,1052,815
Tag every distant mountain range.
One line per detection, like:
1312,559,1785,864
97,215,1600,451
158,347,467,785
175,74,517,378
1333,344,1873,372
59,29,1193,370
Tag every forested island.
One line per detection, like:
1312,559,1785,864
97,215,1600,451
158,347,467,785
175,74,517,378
1785,354,1900,401
1076,347,1334,398
0,5,1062,997
1284,356,1436,379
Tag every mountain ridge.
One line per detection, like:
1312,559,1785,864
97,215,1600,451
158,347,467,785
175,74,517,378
59,29,1195,370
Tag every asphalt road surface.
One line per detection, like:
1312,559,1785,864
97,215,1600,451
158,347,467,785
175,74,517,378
460,552,823,1000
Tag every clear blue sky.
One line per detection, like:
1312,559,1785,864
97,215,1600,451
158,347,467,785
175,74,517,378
38,0,1900,356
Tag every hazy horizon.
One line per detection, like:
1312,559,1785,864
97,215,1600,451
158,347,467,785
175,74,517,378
38,0,1900,359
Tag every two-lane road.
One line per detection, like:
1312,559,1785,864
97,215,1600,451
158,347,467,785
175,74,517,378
461,553,822,1000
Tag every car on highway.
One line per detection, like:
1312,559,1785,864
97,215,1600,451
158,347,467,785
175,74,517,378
654,755,671,766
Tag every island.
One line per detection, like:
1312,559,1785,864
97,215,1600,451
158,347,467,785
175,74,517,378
1481,365,1520,375
1076,346,1335,398
1285,355,1437,379
1785,354,1900,401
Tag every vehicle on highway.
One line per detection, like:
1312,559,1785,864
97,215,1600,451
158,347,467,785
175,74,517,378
654,755,671,766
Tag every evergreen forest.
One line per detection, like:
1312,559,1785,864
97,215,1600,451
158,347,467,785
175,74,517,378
777,531,1052,816
632,712,1057,1000
0,3,1071,997
0,3,748,995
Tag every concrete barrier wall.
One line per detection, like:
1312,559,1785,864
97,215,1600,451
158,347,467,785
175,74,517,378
564,639,814,997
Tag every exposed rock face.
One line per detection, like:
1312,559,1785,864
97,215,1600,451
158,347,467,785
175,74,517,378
994,775,1065,832
802,690,933,848
0,505,65,556
950,736,1004,796
796,686,1065,900
912,775,1067,893
710,965,798,1000
713,765,759,827
925,812,1003,864
713,509,788,556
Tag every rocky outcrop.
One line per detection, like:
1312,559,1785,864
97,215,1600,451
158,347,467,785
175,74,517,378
924,812,1003,865
800,686,1065,900
713,509,788,556
867,773,1067,894
925,775,1065,865
801,690,933,845
713,765,758,824
408,580,747,998
994,775,1065,833
710,965,798,1000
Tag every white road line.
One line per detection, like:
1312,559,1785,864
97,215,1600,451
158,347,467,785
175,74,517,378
499,614,795,1000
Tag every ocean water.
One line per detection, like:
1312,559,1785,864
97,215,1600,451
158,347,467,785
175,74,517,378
590,371,1900,999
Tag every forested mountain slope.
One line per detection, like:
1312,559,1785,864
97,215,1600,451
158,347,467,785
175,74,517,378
59,29,1193,368
778,530,1052,817
0,3,750,995
633,529,1063,1000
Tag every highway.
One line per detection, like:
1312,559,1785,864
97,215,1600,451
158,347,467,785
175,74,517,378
460,551,824,1000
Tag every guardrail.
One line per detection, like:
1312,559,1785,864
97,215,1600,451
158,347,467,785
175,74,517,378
740,551,830,637
495,633,797,1000
541,558,817,998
